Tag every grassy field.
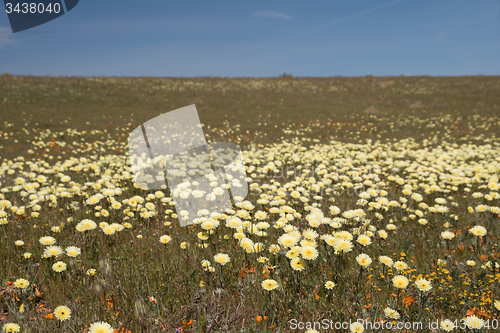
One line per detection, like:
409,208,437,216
1,75,500,332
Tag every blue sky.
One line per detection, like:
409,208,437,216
0,0,499,76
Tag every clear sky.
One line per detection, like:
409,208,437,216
0,0,499,77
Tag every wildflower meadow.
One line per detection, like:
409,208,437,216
1,75,500,332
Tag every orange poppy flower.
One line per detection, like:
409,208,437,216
181,319,193,328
